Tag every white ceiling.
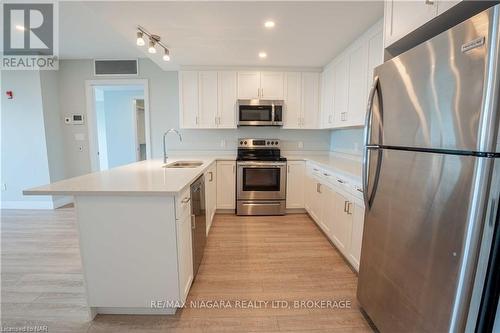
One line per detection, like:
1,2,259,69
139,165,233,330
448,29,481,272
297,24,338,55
59,1,384,70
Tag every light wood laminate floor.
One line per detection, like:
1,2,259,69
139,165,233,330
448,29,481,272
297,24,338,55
1,207,373,332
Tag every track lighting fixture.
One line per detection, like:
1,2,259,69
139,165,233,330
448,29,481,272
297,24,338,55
136,26,171,61
136,31,145,46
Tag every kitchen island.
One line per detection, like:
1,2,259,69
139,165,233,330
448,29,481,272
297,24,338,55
24,157,228,318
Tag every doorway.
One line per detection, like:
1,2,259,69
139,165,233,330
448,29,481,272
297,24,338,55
85,80,151,171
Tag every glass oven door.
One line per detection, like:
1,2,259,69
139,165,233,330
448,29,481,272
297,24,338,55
237,162,286,200
238,105,273,126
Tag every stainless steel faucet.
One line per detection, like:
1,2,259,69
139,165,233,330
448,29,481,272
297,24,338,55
163,129,182,164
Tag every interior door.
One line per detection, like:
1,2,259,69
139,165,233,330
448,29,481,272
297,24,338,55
358,148,481,332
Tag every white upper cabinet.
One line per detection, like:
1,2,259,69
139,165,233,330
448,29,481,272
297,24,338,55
217,71,237,128
283,72,302,129
198,71,218,128
283,72,320,129
260,72,284,100
346,42,369,126
332,56,349,127
301,72,320,129
237,71,284,100
384,0,462,48
237,71,261,99
179,71,199,129
180,70,237,129
320,66,335,128
320,20,383,129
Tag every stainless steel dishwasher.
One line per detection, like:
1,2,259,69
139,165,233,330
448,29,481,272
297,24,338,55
190,175,206,277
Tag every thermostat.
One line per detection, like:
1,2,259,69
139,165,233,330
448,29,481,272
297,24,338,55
72,114,84,125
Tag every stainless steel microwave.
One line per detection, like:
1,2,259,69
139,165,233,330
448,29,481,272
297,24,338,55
237,100,283,126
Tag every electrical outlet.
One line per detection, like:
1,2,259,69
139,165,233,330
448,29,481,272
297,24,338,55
1,183,6,191
298,141,303,149
220,139,226,148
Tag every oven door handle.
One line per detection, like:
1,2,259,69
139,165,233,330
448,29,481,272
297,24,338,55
237,162,287,167
241,202,283,207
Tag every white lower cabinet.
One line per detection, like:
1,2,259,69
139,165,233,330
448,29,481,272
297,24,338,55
304,162,365,272
204,162,217,234
286,161,305,209
175,188,193,303
347,201,365,271
216,161,236,209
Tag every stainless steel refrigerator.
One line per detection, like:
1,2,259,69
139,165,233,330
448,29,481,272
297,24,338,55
358,5,500,333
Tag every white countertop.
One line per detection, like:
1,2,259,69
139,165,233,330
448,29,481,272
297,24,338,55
283,151,362,181
23,156,234,196
24,151,361,197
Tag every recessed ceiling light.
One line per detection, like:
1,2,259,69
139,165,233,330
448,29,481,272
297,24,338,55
264,21,275,29
258,52,267,59
15,25,25,31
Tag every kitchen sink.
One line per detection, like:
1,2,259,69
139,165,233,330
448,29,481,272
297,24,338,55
164,161,203,168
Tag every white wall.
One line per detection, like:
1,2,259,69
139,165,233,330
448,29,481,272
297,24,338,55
1,71,54,208
58,59,331,178
330,128,364,156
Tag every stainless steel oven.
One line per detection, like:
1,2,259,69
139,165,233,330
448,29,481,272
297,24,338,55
236,139,287,215
237,100,283,126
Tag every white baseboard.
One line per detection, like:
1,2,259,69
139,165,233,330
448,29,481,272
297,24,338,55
1,196,74,210
1,200,55,210
91,307,176,316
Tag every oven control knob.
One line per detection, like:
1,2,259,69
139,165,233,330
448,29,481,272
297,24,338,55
274,141,278,145
244,141,247,145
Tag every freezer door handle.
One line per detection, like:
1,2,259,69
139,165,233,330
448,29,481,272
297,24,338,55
364,76,379,149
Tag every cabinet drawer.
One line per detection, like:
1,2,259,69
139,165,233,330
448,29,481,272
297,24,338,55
176,186,191,219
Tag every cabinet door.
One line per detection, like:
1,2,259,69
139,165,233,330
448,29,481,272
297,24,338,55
205,164,217,234
176,212,193,303
198,71,218,128
347,42,369,126
286,161,305,209
385,0,437,47
330,191,352,255
260,72,284,99
218,71,237,128
332,57,349,127
348,201,365,271
308,180,323,225
237,71,260,99
367,29,384,103
304,171,314,213
283,72,302,129
179,71,199,129
216,161,236,209
320,66,335,128
318,185,336,236
301,72,320,129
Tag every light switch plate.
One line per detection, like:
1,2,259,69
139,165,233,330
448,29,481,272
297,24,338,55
298,141,303,149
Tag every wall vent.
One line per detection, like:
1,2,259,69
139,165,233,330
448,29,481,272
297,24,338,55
94,59,138,76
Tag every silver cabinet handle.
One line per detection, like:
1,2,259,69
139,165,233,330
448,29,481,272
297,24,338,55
181,197,191,204
425,0,434,4
337,179,345,184
347,202,353,215
344,201,348,212
316,183,322,194
209,171,213,182
287,165,290,173
191,214,196,229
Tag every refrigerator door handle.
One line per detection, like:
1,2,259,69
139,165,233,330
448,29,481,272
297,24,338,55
363,76,380,209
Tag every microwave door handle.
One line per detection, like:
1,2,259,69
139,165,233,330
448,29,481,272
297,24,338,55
271,105,275,125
